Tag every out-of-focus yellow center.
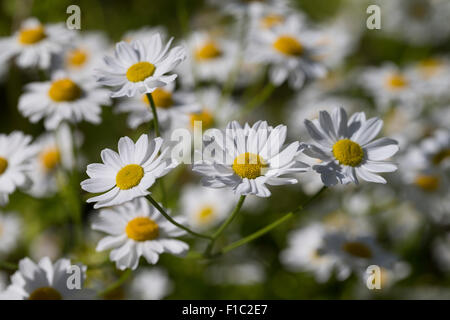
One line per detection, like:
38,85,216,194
48,79,82,102
116,164,144,190
432,149,450,166
40,148,61,171
232,152,268,179
190,110,214,129
386,74,408,90
197,206,215,224
332,139,364,167
126,217,159,241
29,287,62,300
143,88,173,109
414,174,439,192
195,41,222,61
126,62,156,82
18,26,46,45
0,157,8,175
273,36,303,56
260,14,284,29
67,49,88,67
342,241,372,259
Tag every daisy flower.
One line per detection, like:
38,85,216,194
180,185,235,231
128,268,173,300
248,14,327,89
193,120,309,197
0,17,74,69
116,82,199,130
81,134,177,209
0,212,21,256
410,57,450,100
0,131,36,204
92,197,189,270
303,107,399,186
209,0,290,17
18,70,111,130
95,35,186,98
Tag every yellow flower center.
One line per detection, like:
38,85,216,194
332,139,364,167
126,62,156,82
29,287,62,300
190,109,214,129
18,26,46,45
386,74,408,90
197,206,215,224
195,41,222,61
273,36,303,56
143,88,173,109
116,164,144,190
67,49,88,67
0,157,8,175
414,174,440,192
342,241,372,259
232,152,268,179
40,148,61,171
125,217,159,241
260,14,284,29
48,78,82,102
432,149,450,166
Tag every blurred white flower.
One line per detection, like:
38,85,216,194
122,26,167,43
129,268,173,300
81,135,177,209
92,197,189,270
0,212,21,256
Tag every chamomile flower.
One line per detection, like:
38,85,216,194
0,17,74,69
129,268,173,300
92,197,189,270
180,185,234,230
81,134,177,209
0,131,36,204
1,257,92,300
0,212,21,256
303,107,399,186
95,35,186,98
248,14,327,89
410,57,450,100
18,70,111,130
210,0,290,17
116,82,199,130
193,121,309,197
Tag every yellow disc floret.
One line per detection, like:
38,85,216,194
143,88,173,108
386,74,408,90
126,62,156,82
116,164,144,190
29,287,62,300
67,49,88,67
232,152,268,179
40,148,61,171
125,217,159,241
342,241,372,259
273,35,303,56
18,26,46,45
0,157,8,175
414,174,440,192
332,139,364,167
190,110,214,129
195,41,222,61
197,206,215,224
260,14,284,29
48,78,82,102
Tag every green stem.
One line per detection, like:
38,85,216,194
205,195,246,256
146,195,213,240
219,187,327,255
240,82,276,117
98,269,132,298
146,93,160,137
0,261,18,271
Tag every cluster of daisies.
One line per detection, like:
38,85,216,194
0,0,449,300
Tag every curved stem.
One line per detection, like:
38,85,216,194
146,93,160,137
240,82,275,117
219,186,327,255
98,269,132,298
146,195,213,240
205,195,246,256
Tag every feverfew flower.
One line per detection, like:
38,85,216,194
193,121,309,197
92,197,189,270
0,131,36,204
1,257,92,300
0,212,21,256
0,17,74,69
18,71,111,130
81,134,177,209
303,107,399,186
95,35,186,97
129,268,173,300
